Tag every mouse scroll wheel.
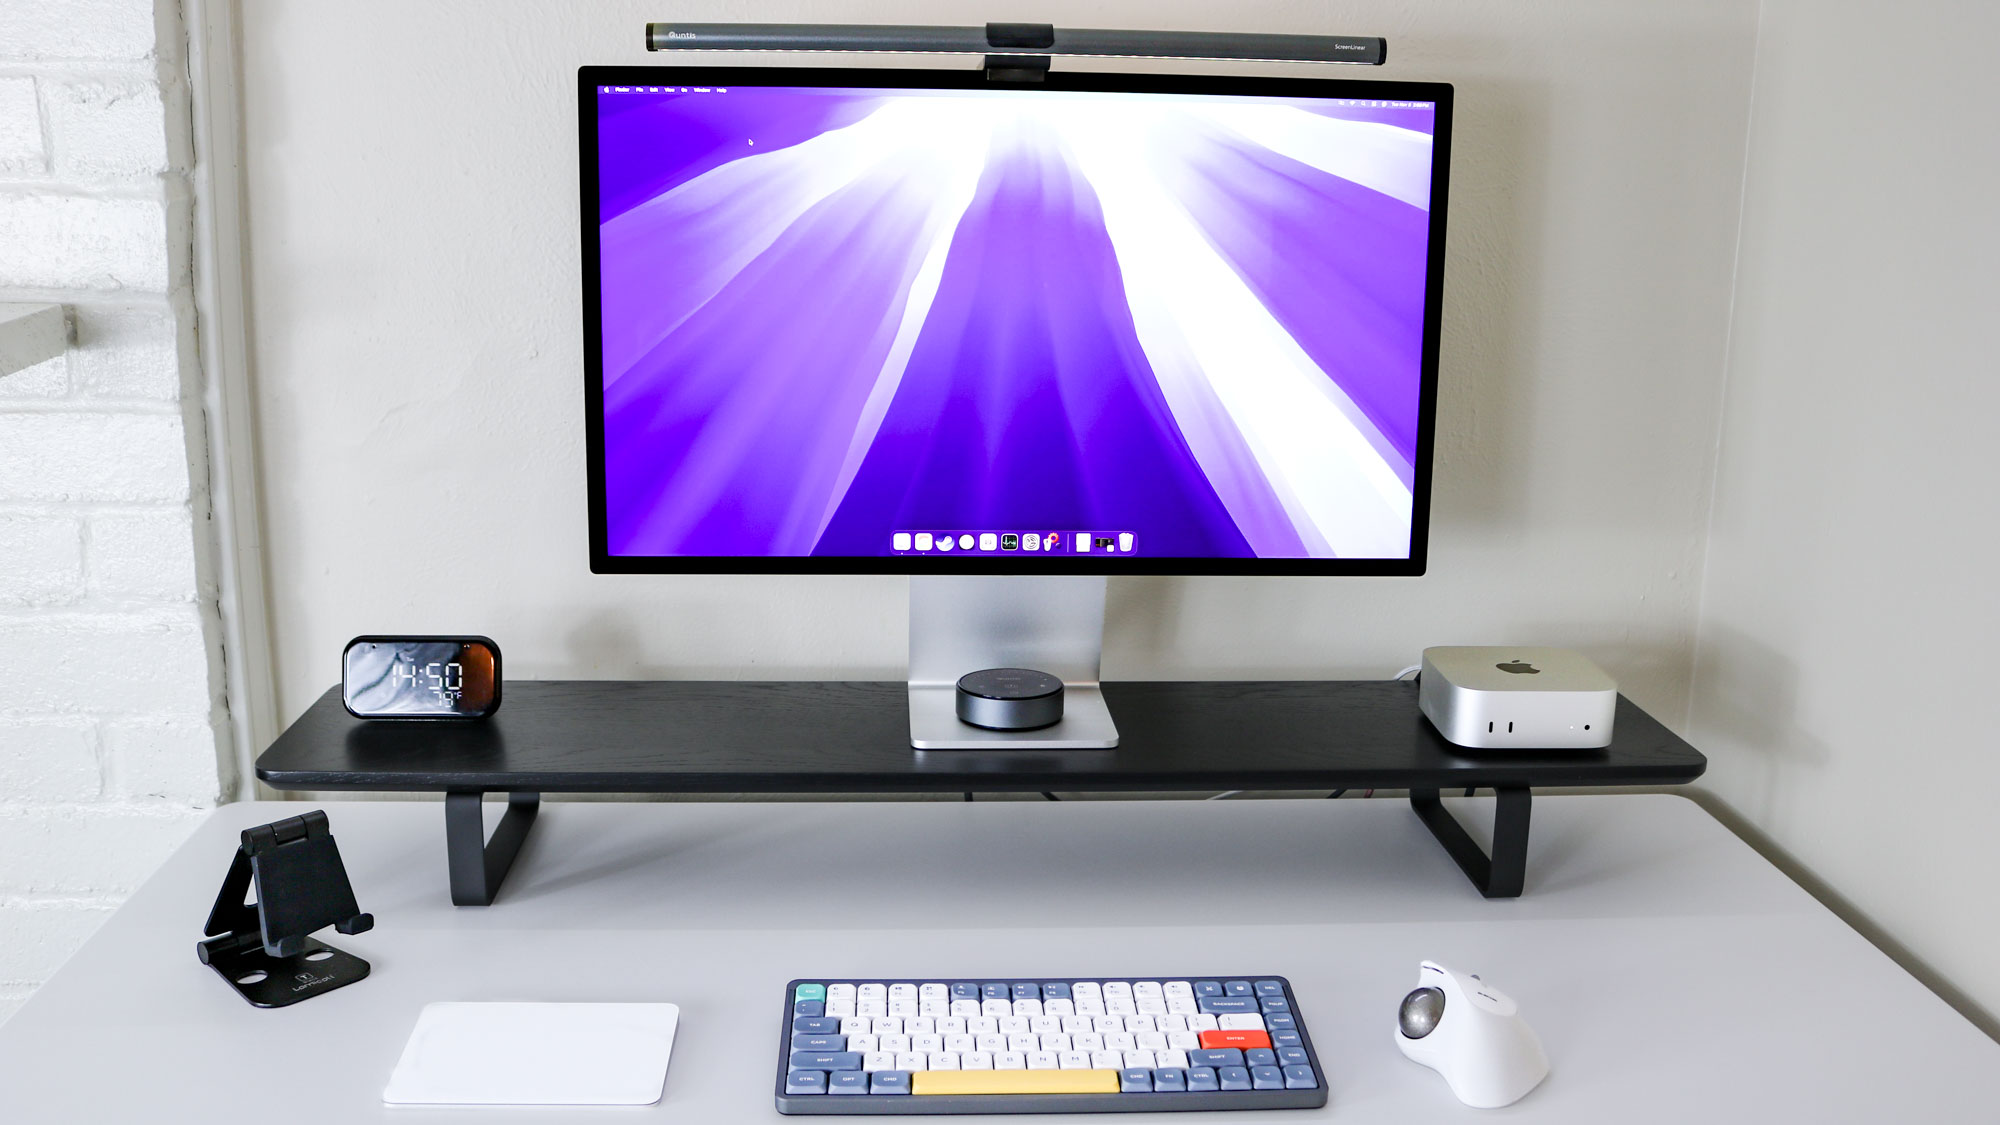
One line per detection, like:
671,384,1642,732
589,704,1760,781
1399,987,1446,1039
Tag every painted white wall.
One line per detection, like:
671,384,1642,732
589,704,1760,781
1688,0,2000,1031
0,0,228,1024
238,0,1758,732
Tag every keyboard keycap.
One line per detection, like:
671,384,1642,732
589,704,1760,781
1193,981,1223,997
951,983,980,1001
1251,1066,1284,1090
1283,1065,1317,1090
1200,1029,1270,1051
1041,983,1071,1000
1186,1066,1219,1092
1120,1068,1152,1092
1218,1014,1266,1031
1273,1030,1303,1049
1254,980,1285,997
1189,1048,1243,1069
1224,981,1254,996
871,1071,912,1095
982,984,1009,1001
793,1017,839,1035
1278,1047,1309,1067
1153,1067,1187,1092
794,984,827,1003
791,1034,844,1051
1266,1014,1297,1031
1219,1066,1252,1091
1012,983,1040,1001
912,1069,1122,1095
830,1072,870,1095
1245,1048,1277,1068
790,1051,861,1071
786,1070,827,1095
793,1000,824,1018
1260,997,1291,1013
1198,996,1259,1015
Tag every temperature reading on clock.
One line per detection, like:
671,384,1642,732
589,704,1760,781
342,637,501,720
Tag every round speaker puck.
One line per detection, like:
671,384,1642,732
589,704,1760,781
955,667,1065,731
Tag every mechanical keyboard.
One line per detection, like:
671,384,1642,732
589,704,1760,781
776,975,1327,1114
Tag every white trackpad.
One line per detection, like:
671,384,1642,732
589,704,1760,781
383,1001,680,1105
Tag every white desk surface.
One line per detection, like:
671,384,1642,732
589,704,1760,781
2,794,1993,1122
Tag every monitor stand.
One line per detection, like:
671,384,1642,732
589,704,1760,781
908,575,1119,750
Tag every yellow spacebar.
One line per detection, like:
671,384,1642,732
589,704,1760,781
912,1069,1122,1096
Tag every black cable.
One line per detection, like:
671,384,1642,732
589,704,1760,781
1326,789,1347,799
1041,792,1060,801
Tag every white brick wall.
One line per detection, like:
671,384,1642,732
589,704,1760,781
0,0,222,1028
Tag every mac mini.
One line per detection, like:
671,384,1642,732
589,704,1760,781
1418,647,1616,749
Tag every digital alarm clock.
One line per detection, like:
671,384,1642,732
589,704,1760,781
341,636,501,720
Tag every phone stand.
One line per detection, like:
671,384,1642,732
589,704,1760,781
196,810,374,1008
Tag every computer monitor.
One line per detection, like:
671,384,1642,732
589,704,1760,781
578,66,1451,748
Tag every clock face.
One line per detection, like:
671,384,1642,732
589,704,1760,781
342,637,500,719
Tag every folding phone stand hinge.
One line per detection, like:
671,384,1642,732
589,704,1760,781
196,810,374,1007
1409,787,1532,899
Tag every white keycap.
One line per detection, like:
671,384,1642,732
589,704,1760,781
1027,1051,1059,1070
827,984,857,1002
1136,1032,1168,1051
1219,1013,1266,1031
1133,981,1164,1000
968,1017,998,1035
847,1034,878,1053
1060,1015,1091,1034
945,1034,976,1054
857,1000,887,1017
1122,1050,1156,1069
961,1051,993,1070
951,999,980,1016
1102,982,1133,1000
976,1033,1005,1053
888,983,917,1002
905,1017,935,1035
939,1017,968,1035
1089,1050,1123,1069
889,999,917,1017
1104,1032,1136,1052
1164,981,1194,999
1012,999,1042,1017
928,1052,959,1071
858,984,887,1001
1040,1034,1071,1053
996,1052,1027,1070
920,983,948,1002
1029,1016,1060,1035
997,1016,1028,1035
912,1034,944,1054
1093,1015,1124,1033
1006,1034,1037,1053
1072,1033,1104,1053
1167,1031,1200,1050
895,1052,925,1072
919,1001,947,1017
839,1017,870,1035
1190,1014,1219,1032
1125,1015,1157,1034
1157,1049,1191,1070
1136,999,1167,1016
1072,982,1102,1000
1166,998,1199,1015
982,999,1012,1017
1160,1014,1188,1032
863,1052,895,1072
1106,998,1137,1016
826,1000,857,1017
1073,998,1105,1016
1058,1051,1091,1070
871,1017,902,1036
882,1034,911,1053
1043,999,1075,1016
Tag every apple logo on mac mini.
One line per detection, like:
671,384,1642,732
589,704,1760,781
1495,660,1540,675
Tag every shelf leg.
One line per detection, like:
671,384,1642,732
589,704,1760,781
1409,787,1530,899
444,791,540,906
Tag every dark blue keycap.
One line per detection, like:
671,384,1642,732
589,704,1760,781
1260,997,1291,1014
1219,1066,1252,1091
1224,980,1254,996
1198,996,1259,1015
1152,1068,1187,1092
1266,1014,1297,1031
793,1000,824,1018
1283,1065,1317,1090
1011,983,1040,1001
785,1070,827,1095
829,1072,870,1095
1190,1048,1244,1069
1042,982,1071,1000
791,1034,846,1052
1245,1048,1277,1068
870,1071,912,1095
1187,1066,1219,1092
1120,1069,1153,1092
1254,980,1285,996
951,983,980,1000
1272,1030,1303,1049
1194,981,1223,997
789,1051,862,1071
1278,1047,1309,1067
982,983,1009,1001
1251,1066,1284,1090
793,1017,840,1035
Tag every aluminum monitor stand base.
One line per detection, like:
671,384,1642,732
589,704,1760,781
908,575,1118,750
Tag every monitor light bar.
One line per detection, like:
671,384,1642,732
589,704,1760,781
643,22,1387,67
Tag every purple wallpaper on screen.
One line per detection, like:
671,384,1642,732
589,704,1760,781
595,85,1435,558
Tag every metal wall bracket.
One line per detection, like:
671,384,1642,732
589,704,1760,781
1410,787,1531,899
445,791,540,905
196,810,373,1007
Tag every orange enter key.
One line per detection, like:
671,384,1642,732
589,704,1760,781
1200,1029,1272,1050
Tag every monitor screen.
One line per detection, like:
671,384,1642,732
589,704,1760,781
580,68,1450,574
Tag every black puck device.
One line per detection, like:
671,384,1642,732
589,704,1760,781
955,667,1065,731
